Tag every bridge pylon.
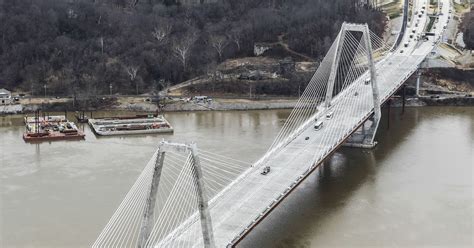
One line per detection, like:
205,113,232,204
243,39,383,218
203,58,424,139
137,140,216,248
340,23,381,149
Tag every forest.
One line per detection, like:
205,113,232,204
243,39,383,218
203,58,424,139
461,6,474,49
0,0,387,96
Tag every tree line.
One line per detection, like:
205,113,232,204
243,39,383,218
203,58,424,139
0,0,386,97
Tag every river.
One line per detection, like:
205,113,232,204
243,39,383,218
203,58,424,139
0,107,472,247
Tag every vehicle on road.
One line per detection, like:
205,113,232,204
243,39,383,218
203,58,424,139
261,166,271,175
314,121,323,131
326,111,334,120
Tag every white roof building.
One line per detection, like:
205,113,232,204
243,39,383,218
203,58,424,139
0,88,12,105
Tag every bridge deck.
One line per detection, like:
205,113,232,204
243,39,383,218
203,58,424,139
162,0,451,246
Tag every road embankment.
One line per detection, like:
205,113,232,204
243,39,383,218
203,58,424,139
1,95,471,115
117,99,298,112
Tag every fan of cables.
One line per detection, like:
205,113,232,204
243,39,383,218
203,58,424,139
93,146,251,248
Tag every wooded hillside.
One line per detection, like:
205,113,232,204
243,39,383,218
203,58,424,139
0,0,386,96
461,7,474,49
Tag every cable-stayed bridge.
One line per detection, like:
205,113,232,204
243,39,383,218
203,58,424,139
93,1,451,247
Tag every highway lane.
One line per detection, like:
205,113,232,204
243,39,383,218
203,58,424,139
161,0,452,246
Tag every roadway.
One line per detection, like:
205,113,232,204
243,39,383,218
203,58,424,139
164,0,452,246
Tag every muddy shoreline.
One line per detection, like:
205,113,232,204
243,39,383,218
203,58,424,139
1,95,472,115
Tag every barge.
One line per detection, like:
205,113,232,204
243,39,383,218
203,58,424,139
88,115,173,136
24,115,67,124
23,111,85,142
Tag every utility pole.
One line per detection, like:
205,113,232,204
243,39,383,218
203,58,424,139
249,83,252,99
44,84,47,98
109,83,112,96
136,80,139,96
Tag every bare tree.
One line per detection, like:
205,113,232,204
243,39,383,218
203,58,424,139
173,32,197,71
130,0,139,8
99,37,104,54
227,30,242,52
183,9,193,27
152,23,172,43
125,65,140,95
210,35,228,61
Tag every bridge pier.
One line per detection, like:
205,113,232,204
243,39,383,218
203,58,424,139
387,99,391,129
343,115,379,149
402,85,406,115
416,70,422,97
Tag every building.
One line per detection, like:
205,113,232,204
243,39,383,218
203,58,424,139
0,88,12,105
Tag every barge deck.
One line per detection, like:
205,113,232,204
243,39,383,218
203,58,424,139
23,112,85,142
88,115,173,136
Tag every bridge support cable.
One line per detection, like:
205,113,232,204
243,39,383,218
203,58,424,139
255,40,339,167
342,24,386,148
306,36,376,164
94,22,399,248
93,141,251,247
256,22,392,167
225,35,383,245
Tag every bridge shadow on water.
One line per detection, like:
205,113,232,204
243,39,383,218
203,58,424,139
237,108,421,248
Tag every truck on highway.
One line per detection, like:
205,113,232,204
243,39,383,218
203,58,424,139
314,121,323,131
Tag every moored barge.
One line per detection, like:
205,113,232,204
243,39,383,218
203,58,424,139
23,111,85,142
88,114,173,136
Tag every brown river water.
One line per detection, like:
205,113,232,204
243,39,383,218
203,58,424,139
0,107,472,247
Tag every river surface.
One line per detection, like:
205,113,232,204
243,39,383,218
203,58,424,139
0,107,472,247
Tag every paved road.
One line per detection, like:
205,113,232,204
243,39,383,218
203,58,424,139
164,0,452,246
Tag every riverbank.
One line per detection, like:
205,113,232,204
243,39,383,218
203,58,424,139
1,93,471,116
388,94,473,107
0,98,299,115
121,98,299,112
